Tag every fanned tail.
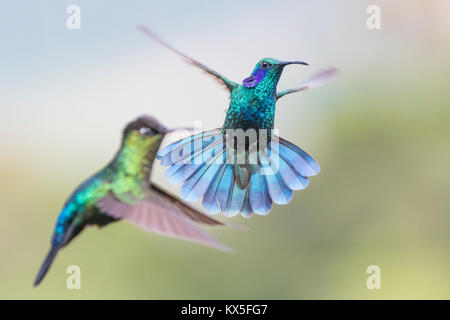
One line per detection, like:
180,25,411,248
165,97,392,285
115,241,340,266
158,131,320,217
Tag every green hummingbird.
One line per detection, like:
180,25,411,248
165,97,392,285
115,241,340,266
34,115,232,287
138,27,337,218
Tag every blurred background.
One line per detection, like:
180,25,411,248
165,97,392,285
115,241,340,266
1,0,449,299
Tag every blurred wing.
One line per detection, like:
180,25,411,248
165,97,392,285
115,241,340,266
276,67,338,100
149,183,225,226
96,191,232,252
137,26,238,92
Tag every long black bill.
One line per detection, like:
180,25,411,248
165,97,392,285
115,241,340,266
281,60,309,66
162,127,194,135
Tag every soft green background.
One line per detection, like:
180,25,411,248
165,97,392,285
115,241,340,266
1,0,449,299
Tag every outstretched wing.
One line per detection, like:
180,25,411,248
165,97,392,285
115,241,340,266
276,67,338,100
96,189,232,252
149,182,226,226
137,26,238,92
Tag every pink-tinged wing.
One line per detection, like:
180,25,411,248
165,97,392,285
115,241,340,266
97,192,233,253
150,183,246,230
150,183,227,226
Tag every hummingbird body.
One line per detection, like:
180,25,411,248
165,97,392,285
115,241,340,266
35,116,231,287
52,130,159,246
138,27,337,218
223,83,275,131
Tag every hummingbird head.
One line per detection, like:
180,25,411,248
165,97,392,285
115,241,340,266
242,58,308,89
123,115,169,139
117,115,173,180
121,115,171,163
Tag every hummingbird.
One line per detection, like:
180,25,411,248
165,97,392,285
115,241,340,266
34,115,232,287
138,27,337,218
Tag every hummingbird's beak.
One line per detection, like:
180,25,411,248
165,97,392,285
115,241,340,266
280,60,309,66
162,127,193,135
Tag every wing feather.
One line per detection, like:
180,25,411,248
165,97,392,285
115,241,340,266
137,26,238,92
96,189,233,252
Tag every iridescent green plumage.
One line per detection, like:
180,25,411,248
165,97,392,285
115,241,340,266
223,58,284,131
139,27,337,217
53,129,162,245
34,116,231,287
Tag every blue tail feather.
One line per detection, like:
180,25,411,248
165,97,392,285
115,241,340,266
240,189,253,218
260,150,293,205
215,165,234,211
159,129,222,166
271,137,320,177
181,152,225,202
275,153,310,190
158,129,220,158
202,164,226,214
223,179,246,217
165,139,223,185
249,171,272,215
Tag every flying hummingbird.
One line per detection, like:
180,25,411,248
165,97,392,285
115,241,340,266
138,27,337,218
34,115,232,287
